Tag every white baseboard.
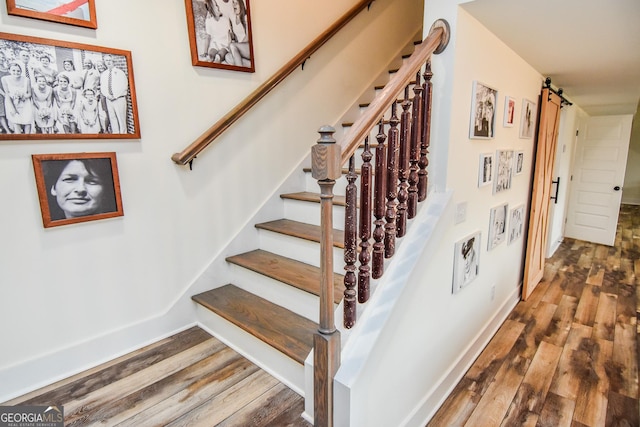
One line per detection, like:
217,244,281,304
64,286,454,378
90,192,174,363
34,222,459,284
0,299,197,404
402,285,521,427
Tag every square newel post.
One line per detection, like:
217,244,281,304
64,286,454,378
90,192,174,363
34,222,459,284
311,125,341,427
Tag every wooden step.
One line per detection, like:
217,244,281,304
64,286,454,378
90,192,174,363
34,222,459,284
226,249,345,304
192,285,317,365
255,219,345,249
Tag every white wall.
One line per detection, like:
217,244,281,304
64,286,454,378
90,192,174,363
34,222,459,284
335,6,546,426
0,0,421,401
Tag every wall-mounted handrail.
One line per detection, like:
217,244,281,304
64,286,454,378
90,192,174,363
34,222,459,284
338,19,449,164
171,0,376,167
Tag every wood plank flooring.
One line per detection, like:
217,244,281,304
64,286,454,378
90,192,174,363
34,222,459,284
2,327,311,426
428,204,640,427
3,205,638,426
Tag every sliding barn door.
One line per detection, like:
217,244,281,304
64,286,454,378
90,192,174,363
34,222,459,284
522,88,562,300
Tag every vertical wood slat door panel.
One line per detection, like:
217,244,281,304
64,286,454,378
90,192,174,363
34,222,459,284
522,88,562,300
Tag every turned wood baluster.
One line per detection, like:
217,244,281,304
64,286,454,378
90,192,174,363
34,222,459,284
372,119,387,279
358,137,372,303
419,61,433,202
343,156,358,329
385,101,400,258
408,72,423,219
396,86,412,238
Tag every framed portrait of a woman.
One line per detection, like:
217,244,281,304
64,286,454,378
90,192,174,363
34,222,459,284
6,0,97,29
32,152,124,228
184,0,255,72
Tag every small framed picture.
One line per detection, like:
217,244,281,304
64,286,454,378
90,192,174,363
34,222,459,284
488,202,508,250
0,32,140,140
494,149,514,194
6,0,97,29
514,150,524,175
519,98,537,138
478,152,493,187
469,81,497,139
32,152,124,228
184,0,255,72
508,204,525,245
453,231,481,294
503,96,515,127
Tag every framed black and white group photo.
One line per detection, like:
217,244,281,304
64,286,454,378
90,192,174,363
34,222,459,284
0,32,140,140
184,0,255,72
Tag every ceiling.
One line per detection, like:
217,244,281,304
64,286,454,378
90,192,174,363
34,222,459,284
461,0,640,116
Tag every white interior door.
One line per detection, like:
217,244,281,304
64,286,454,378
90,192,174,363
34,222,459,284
565,115,633,246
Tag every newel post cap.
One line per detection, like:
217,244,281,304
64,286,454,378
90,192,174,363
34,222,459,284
311,125,341,180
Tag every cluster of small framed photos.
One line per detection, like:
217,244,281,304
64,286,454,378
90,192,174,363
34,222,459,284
469,80,537,140
452,80,536,294
478,149,524,192
452,203,525,294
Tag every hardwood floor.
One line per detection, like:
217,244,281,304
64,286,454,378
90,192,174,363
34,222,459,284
3,205,638,426
428,204,640,427
2,327,311,426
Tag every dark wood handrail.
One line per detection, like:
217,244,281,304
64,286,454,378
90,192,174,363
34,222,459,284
339,19,449,164
171,0,376,166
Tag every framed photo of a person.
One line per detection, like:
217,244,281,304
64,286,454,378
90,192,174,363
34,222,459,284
453,231,481,294
478,152,493,187
6,0,97,29
184,0,255,72
494,149,514,194
508,204,525,245
0,32,140,140
32,152,124,228
488,202,508,250
519,98,537,138
503,96,515,127
514,150,524,175
469,81,497,139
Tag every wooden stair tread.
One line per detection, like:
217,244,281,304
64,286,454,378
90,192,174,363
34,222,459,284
256,219,345,249
192,285,316,364
280,191,346,206
226,249,344,304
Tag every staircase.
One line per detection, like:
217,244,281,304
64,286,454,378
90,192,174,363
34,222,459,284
191,35,426,407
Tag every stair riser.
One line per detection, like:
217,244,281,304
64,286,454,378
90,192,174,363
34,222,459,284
195,305,305,395
258,230,346,275
283,198,346,229
227,264,321,323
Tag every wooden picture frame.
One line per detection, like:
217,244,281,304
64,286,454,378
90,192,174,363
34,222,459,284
453,231,481,294
503,95,515,127
469,81,497,139
478,152,493,187
519,98,537,138
488,202,508,250
6,0,97,29
0,32,140,140
32,152,124,228
184,0,255,73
